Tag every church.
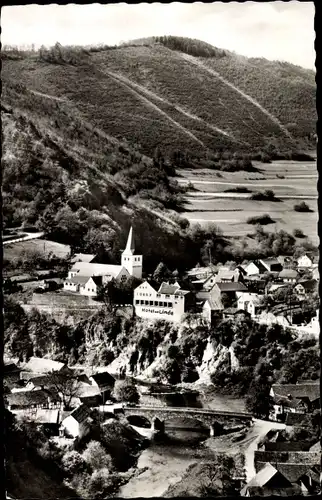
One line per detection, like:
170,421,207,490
63,227,143,297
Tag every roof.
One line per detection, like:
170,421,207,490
295,280,317,291
123,226,135,254
276,464,313,483
22,357,66,373
158,282,189,296
216,270,236,281
90,371,115,388
66,404,91,423
12,408,61,424
71,253,96,264
309,441,321,452
187,266,213,277
216,282,248,292
279,269,299,279
238,292,261,305
70,262,126,277
90,275,103,287
260,258,282,269
271,383,320,402
66,275,89,285
241,463,281,491
204,296,223,311
7,389,60,407
224,307,247,315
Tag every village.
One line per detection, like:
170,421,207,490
3,226,321,497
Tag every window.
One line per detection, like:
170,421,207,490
159,302,164,307
166,294,170,298
154,301,159,306
149,301,153,306
135,300,139,304
168,303,173,308
145,300,149,305
174,295,178,299
157,294,161,298
140,300,144,305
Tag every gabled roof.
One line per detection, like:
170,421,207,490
240,463,283,493
279,269,299,279
224,307,248,315
67,404,91,423
90,371,115,388
70,262,127,277
66,275,89,285
71,253,96,264
276,464,313,484
271,383,320,402
7,389,60,407
216,282,248,292
244,260,267,274
90,275,103,287
12,408,61,424
158,282,189,296
203,296,223,311
259,258,282,269
295,279,317,291
22,357,66,373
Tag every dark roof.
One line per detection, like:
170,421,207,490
91,275,103,286
216,282,248,292
66,275,89,285
279,269,298,279
4,362,19,374
276,464,313,483
224,307,247,316
90,371,115,388
272,383,320,402
296,279,317,291
68,404,91,423
285,413,310,426
7,389,60,407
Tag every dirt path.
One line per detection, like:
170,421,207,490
181,54,295,142
101,70,205,147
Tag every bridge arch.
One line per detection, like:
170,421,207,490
126,415,151,429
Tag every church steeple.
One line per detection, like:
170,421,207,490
121,226,143,279
124,226,135,254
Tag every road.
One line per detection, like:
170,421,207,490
3,232,45,245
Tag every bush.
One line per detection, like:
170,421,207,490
113,380,139,404
246,214,274,225
250,190,279,201
82,440,113,471
294,201,313,212
85,469,121,499
293,228,306,238
61,451,88,478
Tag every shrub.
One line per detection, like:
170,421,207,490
113,380,139,404
85,469,121,499
61,450,88,478
246,214,274,225
293,228,306,238
82,440,113,471
250,189,279,201
294,201,313,212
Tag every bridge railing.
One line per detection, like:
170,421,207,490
123,405,252,419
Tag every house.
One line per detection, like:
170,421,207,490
297,253,318,270
257,311,291,328
241,260,267,277
215,267,242,283
22,357,68,374
202,297,224,324
270,382,320,420
61,404,93,438
278,269,298,284
294,279,317,296
89,372,115,403
312,267,319,281
240,462,294,496
223,308,249,321
259,258,283,274
237,293,262,318
71,253,96,264
80,276,104,297
277,255,294,269
78,385,102,407
133,280,189,322
11,408,62,435
186,266,215,281
6,389,61,411
276,463,321,495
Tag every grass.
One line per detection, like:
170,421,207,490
3,239,71,261
2,40,315,158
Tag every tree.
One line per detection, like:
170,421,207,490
85,469,120,499
153,261,171,283
82,441,113,471
45,371,82,410
61,450,88,478
112,380,139,404
246,381,273,419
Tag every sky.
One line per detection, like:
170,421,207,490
1,1,315,69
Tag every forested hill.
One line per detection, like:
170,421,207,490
2,37,316,160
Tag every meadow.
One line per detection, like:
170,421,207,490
177,159,319,244
3,239,71,262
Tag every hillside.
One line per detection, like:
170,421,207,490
2,38,316,161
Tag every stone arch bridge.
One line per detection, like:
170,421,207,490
121,405,253,437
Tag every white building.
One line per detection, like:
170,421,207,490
61,404,93,438
237,293,262,318
297,254,314,269
63,227,142,296
133,281,189,322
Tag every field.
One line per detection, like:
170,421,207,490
176,159,318,244
3,239,71,262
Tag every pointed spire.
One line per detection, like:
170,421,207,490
125,226,135,253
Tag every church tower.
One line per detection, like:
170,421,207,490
121,226,143,279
